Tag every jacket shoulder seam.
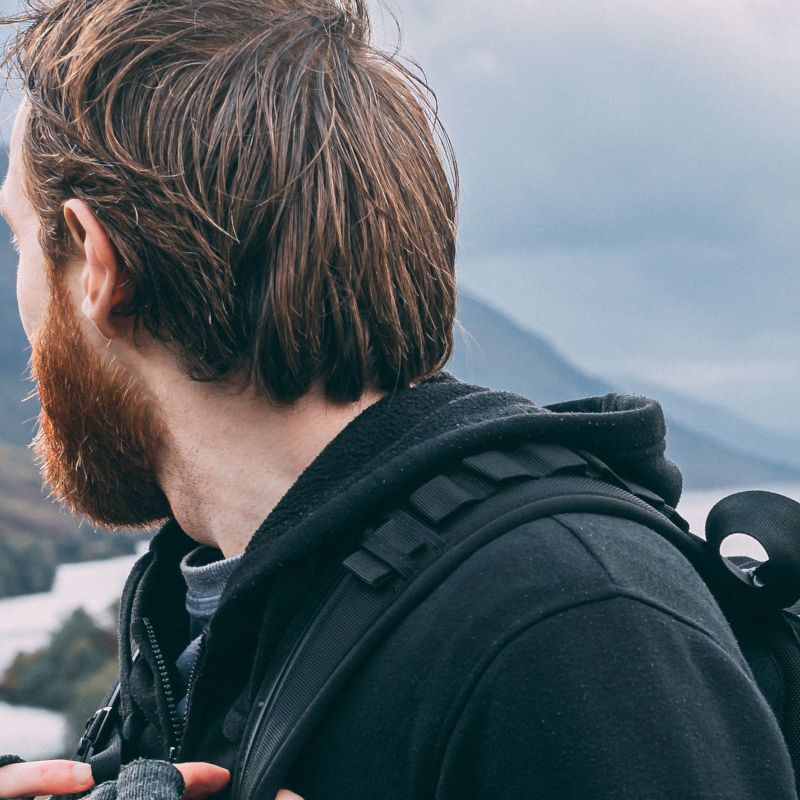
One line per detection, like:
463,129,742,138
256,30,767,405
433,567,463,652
549,512,624,590
431,589,749,798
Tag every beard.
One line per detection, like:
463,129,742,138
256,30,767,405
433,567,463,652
31,277,171,527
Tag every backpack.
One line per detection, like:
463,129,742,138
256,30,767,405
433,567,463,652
76,442,800,798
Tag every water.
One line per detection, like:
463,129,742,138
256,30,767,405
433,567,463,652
0,702,67,759
0,551,141,673
0,550,141,759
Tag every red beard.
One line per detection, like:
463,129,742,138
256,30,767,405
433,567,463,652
31,278,170,527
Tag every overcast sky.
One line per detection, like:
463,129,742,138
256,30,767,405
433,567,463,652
2,0,800,434
373,0,800,434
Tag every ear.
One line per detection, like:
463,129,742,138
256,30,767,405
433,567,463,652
62,199,131,340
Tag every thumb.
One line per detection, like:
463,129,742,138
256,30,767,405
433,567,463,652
173,762,231,800
276,792,304,800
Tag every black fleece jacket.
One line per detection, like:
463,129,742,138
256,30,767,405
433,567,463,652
110,375,796,799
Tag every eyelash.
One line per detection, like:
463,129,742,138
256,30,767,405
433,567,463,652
9,234,18,254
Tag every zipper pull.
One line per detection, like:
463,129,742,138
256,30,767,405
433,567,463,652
169,746,178,763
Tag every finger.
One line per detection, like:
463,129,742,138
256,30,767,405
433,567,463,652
275,791,304,800
174,762,230,800
0,759,94,797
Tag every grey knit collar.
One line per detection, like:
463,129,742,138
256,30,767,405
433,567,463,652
180,546,243,617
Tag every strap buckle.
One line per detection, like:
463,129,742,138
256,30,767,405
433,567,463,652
75,687,119,762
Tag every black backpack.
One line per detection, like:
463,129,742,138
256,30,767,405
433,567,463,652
77,442,800,798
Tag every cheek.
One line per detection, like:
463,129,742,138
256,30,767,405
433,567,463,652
16,248,51,344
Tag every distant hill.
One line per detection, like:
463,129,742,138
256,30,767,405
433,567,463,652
449,293,800,490
0,439,143,598
0,166,797,507
0,149,38,448
451,300,609,402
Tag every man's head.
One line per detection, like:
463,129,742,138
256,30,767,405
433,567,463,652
5,0,458,401
1,0,458,526
1,99,170,527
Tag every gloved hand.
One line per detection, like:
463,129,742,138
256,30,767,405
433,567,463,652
78,759,218,800
0,756,228,800
0,756,302,800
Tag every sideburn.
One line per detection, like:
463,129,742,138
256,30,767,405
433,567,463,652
32,278,171,527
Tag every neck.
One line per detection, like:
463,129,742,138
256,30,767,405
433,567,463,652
150,370,385,557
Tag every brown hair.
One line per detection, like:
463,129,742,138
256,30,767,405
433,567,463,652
6,0,458,401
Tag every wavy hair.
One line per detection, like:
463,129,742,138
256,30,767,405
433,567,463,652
5,0,458,401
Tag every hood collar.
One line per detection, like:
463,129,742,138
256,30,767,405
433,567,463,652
151,374,680,591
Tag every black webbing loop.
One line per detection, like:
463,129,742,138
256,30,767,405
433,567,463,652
89,732,123,786
706,491,800,609
408,475,483,523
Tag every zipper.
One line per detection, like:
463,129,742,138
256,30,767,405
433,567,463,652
143,617,183,758
176,631,208,760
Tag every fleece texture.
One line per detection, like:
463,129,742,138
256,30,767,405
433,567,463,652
93,375,794,799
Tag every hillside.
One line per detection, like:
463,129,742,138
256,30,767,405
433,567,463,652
0,149,38,448
449,293,800,490
0,437,144,597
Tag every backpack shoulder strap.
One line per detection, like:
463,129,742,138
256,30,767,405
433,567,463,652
232,443,696,800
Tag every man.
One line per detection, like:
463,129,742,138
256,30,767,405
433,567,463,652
0,0,796,797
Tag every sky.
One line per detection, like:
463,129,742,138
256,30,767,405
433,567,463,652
372,0,800,434
2,0,800,434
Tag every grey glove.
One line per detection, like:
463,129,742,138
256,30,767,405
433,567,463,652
86,760,185,800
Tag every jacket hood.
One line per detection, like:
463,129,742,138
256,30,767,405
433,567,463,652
126,373,681,757
151,373,681,596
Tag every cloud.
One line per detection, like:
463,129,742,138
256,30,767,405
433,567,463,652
1,0,798,432
376,0,800,432
390,0,800,250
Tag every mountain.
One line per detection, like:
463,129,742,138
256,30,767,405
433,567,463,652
0,148,38,448
451,299,610,402
0,174,797,500
448,293,800,490
0,437,143,598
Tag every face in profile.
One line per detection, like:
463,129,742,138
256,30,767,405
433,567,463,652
31,275,171,527
3,102,170,528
